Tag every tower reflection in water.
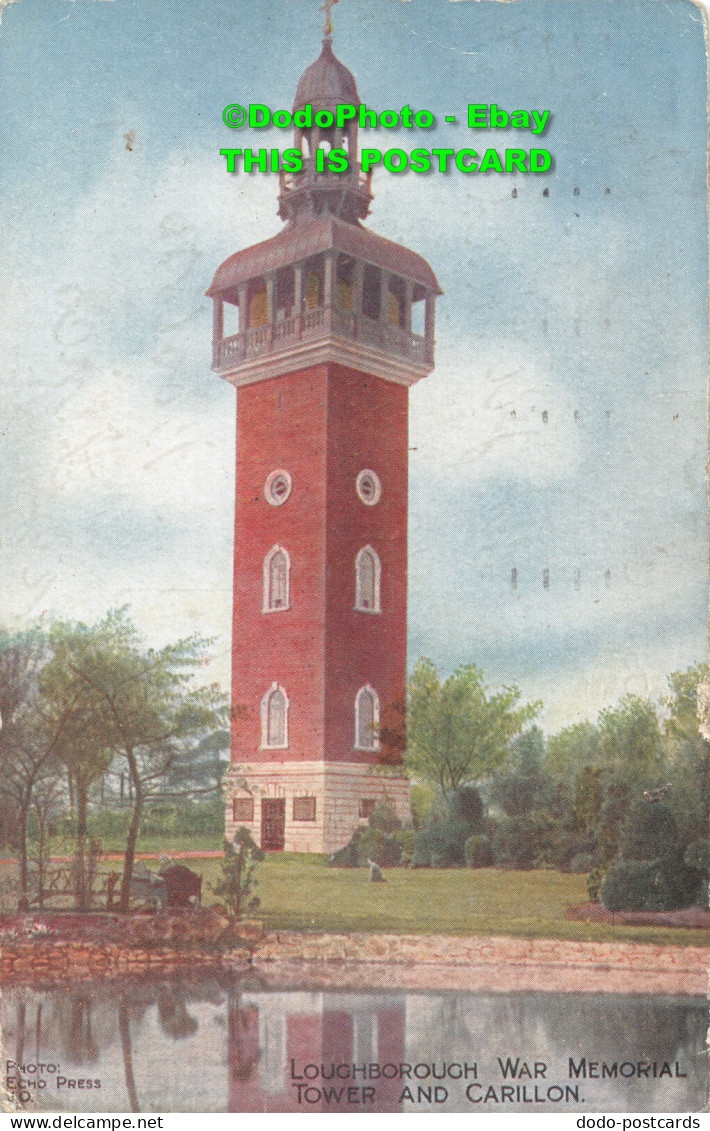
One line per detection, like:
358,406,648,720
228,991,405,1112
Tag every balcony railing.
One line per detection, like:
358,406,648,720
213,304,433,372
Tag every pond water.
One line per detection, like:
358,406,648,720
1,980,706,1113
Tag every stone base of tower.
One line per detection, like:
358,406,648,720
224,762,411,854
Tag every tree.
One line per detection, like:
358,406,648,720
43,610,228,912
0,630,70,910
212,831,264,920
545,720,602,779
29,773,64,909
40,622,115,911
662,663,710,843
597,694,664,781
620,800,679,861
664,663,709,747
161,728,230,796
406,658,541,795
573,765,605,834
491,726,549,816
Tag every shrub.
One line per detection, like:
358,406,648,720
410,787,486,869
328,830,362,868
587,866,605,903
620,801,680,861
328,827,404,868
493,811,560,868
358,828,402,868
410,783,435,829
556,833,597,872
368,804,402,834
569,852,596,874
683,838,710,874
573,766,605,833
410,845,431,868
450,786,484,829
414,816,472,868
666,858,703,908
601,857,702,912
492,774,546,817
464,834,493,868
211,831,264,919
594,776,633,864
391,828,415,866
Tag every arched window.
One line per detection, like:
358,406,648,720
355,545,381,613
355,685,380,751
261,683,289,749
263,545,290,612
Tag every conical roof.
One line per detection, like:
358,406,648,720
292,37,361,113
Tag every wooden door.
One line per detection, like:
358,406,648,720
261,798,286,851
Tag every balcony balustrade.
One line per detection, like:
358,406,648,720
212,303,433,373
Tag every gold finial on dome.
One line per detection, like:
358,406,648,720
320,0,339,38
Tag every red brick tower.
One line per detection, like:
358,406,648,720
208,28,440,853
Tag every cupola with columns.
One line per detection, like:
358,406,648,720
208,27,440,392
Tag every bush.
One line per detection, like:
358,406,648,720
569,852,596,874
493,811,560,868
414,815,472,868
410,787,486,869
391,828,415,866
211,831,264,920
587,866,605,903
368,804,402,834
358,828,402,868
492,774,546,817
683,838,710,874
410,783,435,829
601,857,702,912
450,786,484,829
88,797,223,843
328,830,362,868
595,776,633,865
464,834,494,868
620,801,680,861
328,827,404,868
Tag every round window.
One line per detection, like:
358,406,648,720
356,469,382,506
264,469,292,506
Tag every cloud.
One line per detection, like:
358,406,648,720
2,131,283,386
48,368,234,517
410,340,580,484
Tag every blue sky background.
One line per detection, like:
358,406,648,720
0,0,707,732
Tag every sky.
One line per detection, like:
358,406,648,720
0,0,707,733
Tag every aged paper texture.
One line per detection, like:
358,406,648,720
0,0,708,1115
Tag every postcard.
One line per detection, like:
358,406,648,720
0,0,708,1116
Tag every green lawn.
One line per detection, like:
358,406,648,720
98,834,223,855
0,835,223,861
2,852,708,947
192,854,710,948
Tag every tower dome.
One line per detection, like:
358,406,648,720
292,37,361,113
280,34,369,224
